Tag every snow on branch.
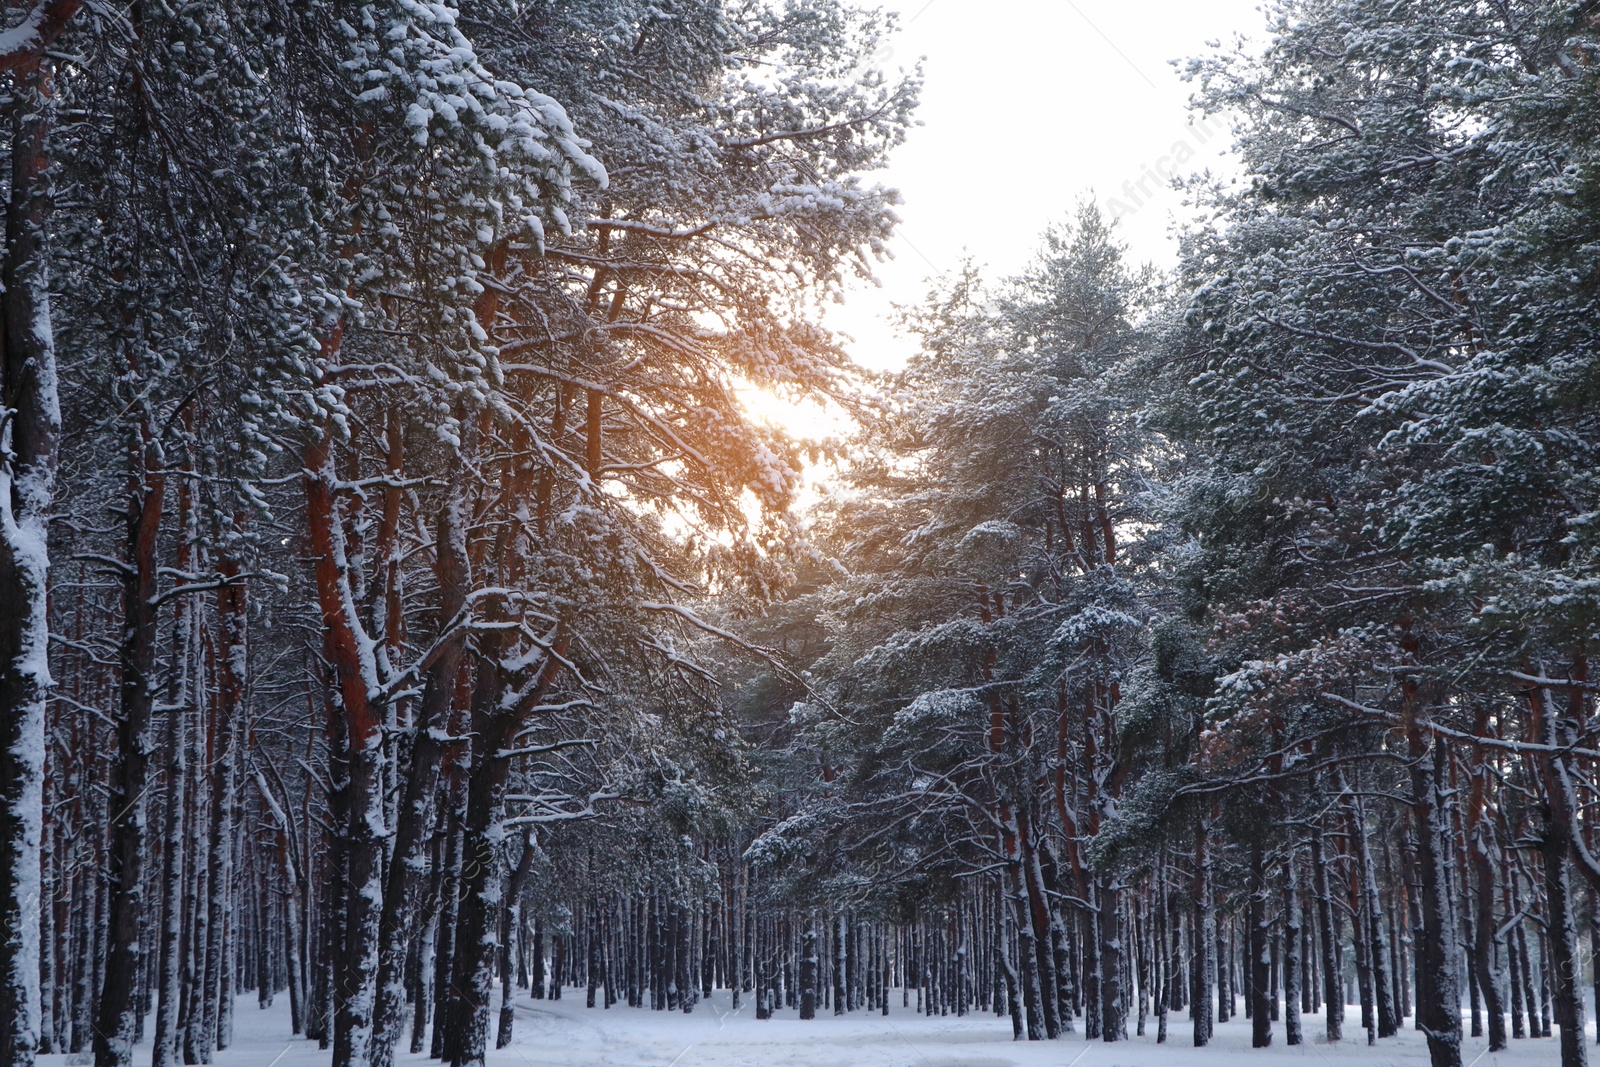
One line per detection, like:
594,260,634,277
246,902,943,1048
0,0,81,71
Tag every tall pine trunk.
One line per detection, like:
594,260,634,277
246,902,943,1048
206,547,245,1053
1284,853,1302,1046
1192,815,1215,1048
1098,872,1124,1041
799,921,817,1020
442,638,563,1067
1019,810,1062,1038
495,831,536,1048
1403,666,1462,1067
0,47,67,1067
151,676,187,1067
305,428,387,1067
1533,676,1590,1067
1310,820,1343,1042
1249,840,1272,1048
1540,810,1587,1067
1344,776,1394,1038
1466,749,1508,1051
94,405,165,1067
371,477,472,1067
314,666,351,1052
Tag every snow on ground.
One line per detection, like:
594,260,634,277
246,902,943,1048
39,994,1578,1067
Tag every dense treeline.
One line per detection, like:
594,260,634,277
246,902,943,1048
0,3,1597,1067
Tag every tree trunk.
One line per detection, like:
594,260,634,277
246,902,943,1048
371,478,472,1067
307,433,388,1067
431,685,471,1058
1216,920,1230,1024
833,914,845,1016
1004,822,1043,1039
1310,822,1343,1042
442,637,563,1067
1591,895,1600,1049
1533,680,1589,1067
1193,815,1215,1047
496,831,537,1048
1019,811,1062,1038
205,558,243,1055
94,414,165,1067
1541,811,1588,1067
1357,803,1397,1038
1098,872,1124,1041
314,668,350,1053
1465,712,1508,1052
151,696,187,1067
799,921,817,1020
255,771,304,1035
1249,840,1272,1048
0,52,66,1067
996,881,1024,1040
1405,703,1462,1067
1155,856,1168,1044
1284,853,1302,1046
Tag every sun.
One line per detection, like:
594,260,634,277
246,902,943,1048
735,381,852,444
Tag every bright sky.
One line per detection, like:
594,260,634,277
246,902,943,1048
825,0,1270,371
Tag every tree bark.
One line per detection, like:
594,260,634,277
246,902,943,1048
1284,853,1302,1046
94,405,166,1067
442,638,564,1067
1249,839,1272,1048
1310,821,1343,1042
206,550,245,1053
799,921,817,1020
1018,810,1062,1038
0,52,66,1067
371,476,472,1067
1098,872,1124,1041
151,685,187,1067
305,427,387,1067
1193,815,1215,1047
1541,809,1588,1067
1404,681,1462,1067
496,830,537,1048
1532,680,1589,1067
1466,731,1508,1051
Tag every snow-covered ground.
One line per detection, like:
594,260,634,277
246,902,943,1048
40,995,1578,1067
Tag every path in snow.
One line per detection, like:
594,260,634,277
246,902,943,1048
38,994,1576,1067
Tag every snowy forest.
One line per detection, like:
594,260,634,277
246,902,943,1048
0,2,1597,1067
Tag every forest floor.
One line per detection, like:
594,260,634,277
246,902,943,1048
40,994,1580,1067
